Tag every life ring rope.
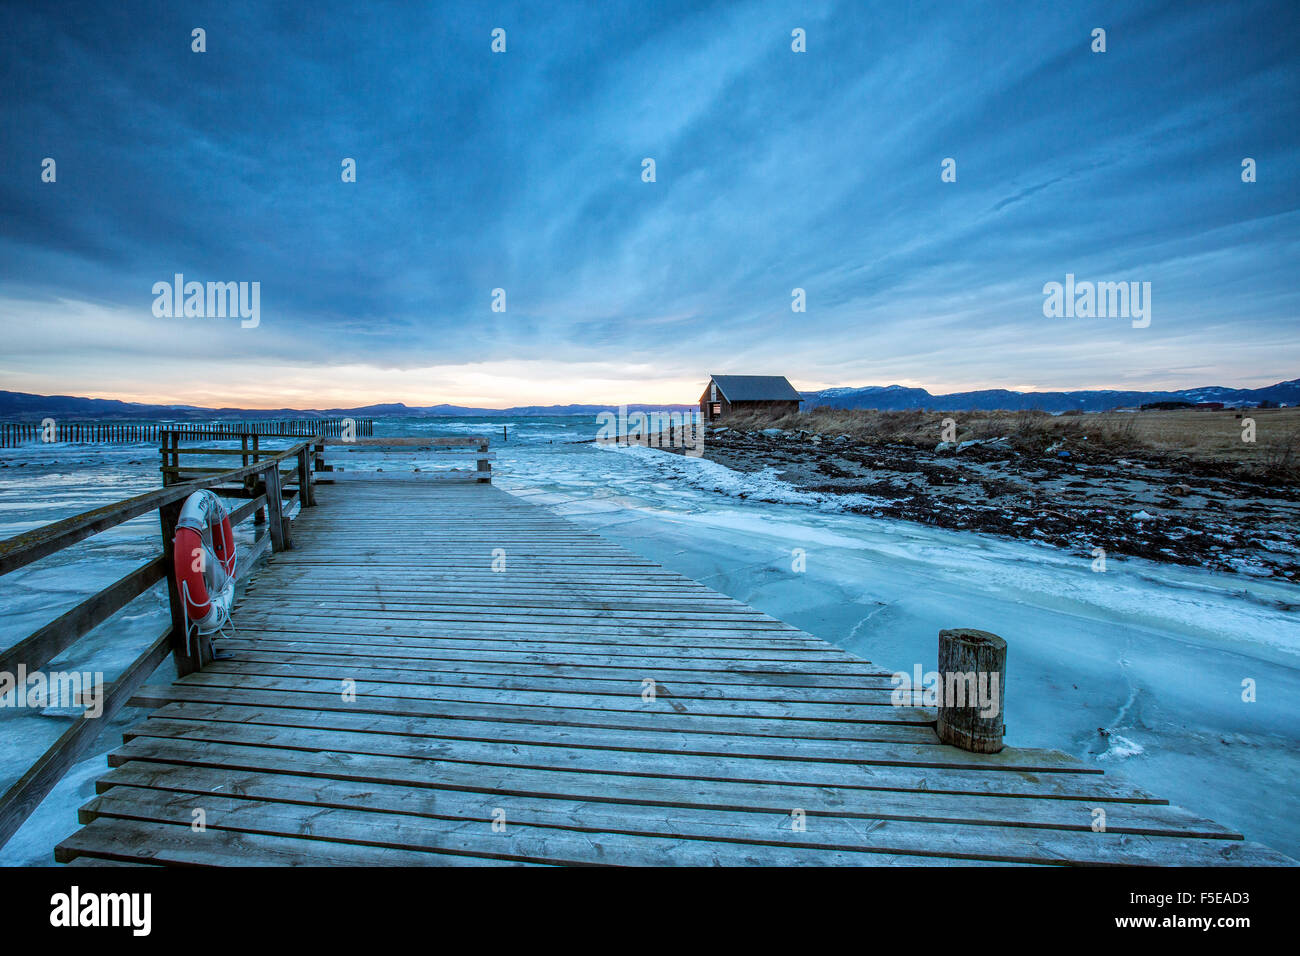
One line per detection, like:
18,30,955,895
180,577,235,654
173,489,238,644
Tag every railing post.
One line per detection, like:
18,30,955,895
160,499,211,675
298,444,315,507
241,432,255,502
159,430,174,487
264,463,290,551
252,434,266,524
477,440,491,483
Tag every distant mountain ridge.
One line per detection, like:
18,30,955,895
800,379,1300,412
0,391,693,422
1,378,1295,421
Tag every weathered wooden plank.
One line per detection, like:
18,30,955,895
227,613,795,634
183,667,913,709
154,671,935,722
325,471,490,482
62,856,162,867
95,760,1226,840
123,713,1101,775
56,817,535,866
191,660,912,703
246,586,741,604
217,631,857,659
228,494,269,525
232,600,798,627
208,648,897,684
212,640,881,672
82,779,1272,866
79,786,1017,866
320,437,485,447
258,570,696,583
219,615,808,642
107,733,1156,806
129,682,937,736
146,695,940,746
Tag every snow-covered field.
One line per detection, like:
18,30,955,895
2,417,1297,863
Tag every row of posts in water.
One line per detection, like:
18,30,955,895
0,418,375,448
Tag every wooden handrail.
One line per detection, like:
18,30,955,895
0,556,165,679
315,436,492,483
0,440,313,576
159,447,299,456
0,435,319,850
0,626,173,850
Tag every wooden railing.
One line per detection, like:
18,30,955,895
160,429,308,490
314,437,492,483
0,437,318,849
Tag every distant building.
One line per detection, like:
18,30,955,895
699,375,803,421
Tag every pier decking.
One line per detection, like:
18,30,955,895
56,481,1292,865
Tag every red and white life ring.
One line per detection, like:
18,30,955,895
173,489,237,632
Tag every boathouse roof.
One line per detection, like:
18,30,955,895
707,375,803,402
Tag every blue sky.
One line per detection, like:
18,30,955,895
1,0,1297,407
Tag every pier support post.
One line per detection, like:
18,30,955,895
159,430,177,487
252,435,266,524
264,465,290,551
241,434,254,502
312,441,331,480
297,445,315,507
935,628,1006,753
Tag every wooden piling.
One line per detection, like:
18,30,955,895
936,628,1006,754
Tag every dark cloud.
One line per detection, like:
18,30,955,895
1,0,1297,397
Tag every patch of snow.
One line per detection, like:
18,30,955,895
1096,734,1145,761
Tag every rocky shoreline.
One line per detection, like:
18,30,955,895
696,425,1300,583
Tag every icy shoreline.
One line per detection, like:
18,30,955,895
499,441,1300,858
693,425,1300,582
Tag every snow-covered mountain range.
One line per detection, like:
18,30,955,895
800,379,1300,412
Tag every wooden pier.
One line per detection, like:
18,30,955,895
44,481,1292,865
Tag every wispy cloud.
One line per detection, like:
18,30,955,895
0,0,1296,406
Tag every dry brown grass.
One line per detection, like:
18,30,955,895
716,406,1300,481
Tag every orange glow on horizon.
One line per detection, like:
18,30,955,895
21,375,1235,411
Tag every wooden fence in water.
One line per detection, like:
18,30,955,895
0,418,374,448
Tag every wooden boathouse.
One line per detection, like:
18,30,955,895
699,375,803,422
